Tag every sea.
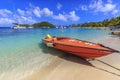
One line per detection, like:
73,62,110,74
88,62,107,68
0,27,110,80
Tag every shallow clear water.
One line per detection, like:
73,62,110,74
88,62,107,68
0,28,110,80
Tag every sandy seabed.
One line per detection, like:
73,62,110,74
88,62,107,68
24,36,120,80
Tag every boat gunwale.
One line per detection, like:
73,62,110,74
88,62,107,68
42,37,118,53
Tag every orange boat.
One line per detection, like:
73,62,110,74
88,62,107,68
42,35,119,59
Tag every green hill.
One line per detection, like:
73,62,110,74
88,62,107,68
32,21,55,28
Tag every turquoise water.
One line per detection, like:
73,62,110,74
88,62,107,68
0,28,110,80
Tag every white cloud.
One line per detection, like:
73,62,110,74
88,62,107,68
53,11,80,22
26,17,36,23
33,7,41,17
89,0,116,13
102,3,116,12
19,16,36,24
53,14,67,21
89,0,103,9
32,6,53,17
57,3,62,10
21,4,54,18
68,11,80,21
0,18,14,26
0,9,12,17
13,15,36,24
0,8,36,26
17,9,25,16
26,10,32,16
81,5,88,11
42,8,53,16
80,0,120,15
112,9,119,15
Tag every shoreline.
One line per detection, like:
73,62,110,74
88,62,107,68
24,35,120,80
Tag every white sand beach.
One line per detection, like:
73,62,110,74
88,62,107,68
24,36,120,80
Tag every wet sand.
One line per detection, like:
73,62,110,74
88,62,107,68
24,36,120,80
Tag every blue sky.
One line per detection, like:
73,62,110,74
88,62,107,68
0,0,120,27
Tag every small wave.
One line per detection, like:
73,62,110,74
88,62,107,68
0,51,53,80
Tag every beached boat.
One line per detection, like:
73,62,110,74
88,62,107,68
42,35,119,59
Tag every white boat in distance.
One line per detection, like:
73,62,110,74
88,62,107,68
12,23,26,29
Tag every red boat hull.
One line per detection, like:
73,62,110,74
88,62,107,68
51,43,112,58
43,37,118,59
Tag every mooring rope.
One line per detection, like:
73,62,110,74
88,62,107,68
94,59,120,71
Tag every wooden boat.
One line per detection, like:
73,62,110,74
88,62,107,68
42,35,119,59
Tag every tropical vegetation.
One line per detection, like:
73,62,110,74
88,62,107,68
71,16,120,27
32,21,55,28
